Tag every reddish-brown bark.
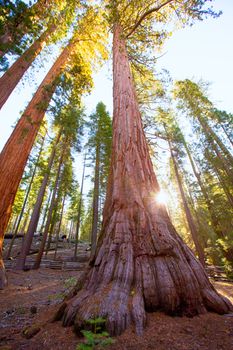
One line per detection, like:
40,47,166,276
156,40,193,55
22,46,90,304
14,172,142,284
0,25,56,110
58,25,232,335
0,44,72,287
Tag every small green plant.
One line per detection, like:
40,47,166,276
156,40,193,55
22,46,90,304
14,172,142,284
77,318,114,350
64,277,77,289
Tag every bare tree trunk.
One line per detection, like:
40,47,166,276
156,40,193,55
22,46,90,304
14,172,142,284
74,154,86,259
45,202,59,255
59,24,232,335
183,139,233,262
39,189,52,233
0,44,72,285
167,138,206,266
54,194,66,259
16,131,61,270
90,144,100,259
0,25,56,110
34,142,66,269
220,124,233,147
205,149,233,208
6,134,45,259
198,116,233,166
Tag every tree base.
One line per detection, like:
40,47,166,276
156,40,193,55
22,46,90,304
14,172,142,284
56,242,233,336
0,263,8,289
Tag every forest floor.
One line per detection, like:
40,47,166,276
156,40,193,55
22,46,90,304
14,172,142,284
0,243,233,350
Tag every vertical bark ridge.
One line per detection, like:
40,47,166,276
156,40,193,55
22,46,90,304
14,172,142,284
0,24,57,110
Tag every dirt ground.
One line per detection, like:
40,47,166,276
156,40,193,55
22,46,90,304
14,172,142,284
0,266,232,350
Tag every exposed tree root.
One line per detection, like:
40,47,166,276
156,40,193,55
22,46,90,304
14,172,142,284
0,261,7,289
55,219,232,336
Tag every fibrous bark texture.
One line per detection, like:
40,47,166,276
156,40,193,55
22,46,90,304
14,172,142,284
59,24,232,335
0,45,71,286
0,25,56,110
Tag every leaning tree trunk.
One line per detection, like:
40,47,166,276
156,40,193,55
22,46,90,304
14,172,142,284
0,25,56,110
16,130,61,270
0,44,72,286
198,115,233,166
183,139,233,263
74,154,86,259
34,142,66,269
54,194,66,260
167,137,206,266
59,24,232,335
6,136,44,259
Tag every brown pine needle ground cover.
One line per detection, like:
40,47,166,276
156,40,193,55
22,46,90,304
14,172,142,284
0,264,232,350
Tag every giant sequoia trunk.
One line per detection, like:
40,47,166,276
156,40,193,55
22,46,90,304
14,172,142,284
0,45,72,287
58,24,232,335
0,25,56,110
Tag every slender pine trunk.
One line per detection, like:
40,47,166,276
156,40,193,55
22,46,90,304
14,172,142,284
16,131,61,270
34,142,66,269
39,189,52,233
74,154,86,259
183,139,228,236
54,194,66,259
90,144,100,259
205,148,233,208
198,115,233,165
167,138,206,266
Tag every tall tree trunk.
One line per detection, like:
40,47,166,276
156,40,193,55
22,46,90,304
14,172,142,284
74,154,86,259
59,24,232,335
167,138,205,266
6,133,45,259
210,141,233,184
220,124,233,148
0,25,56,110
198,115,233,166
16,131,61,270
54,194,66,259
183,139,233,262
0,43,73,285
34,142,66,269
39,189,52,233
205,148,233,208
90,144,100,259
45,199,59,255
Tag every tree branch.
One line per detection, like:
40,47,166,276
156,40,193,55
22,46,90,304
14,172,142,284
126,0,175,38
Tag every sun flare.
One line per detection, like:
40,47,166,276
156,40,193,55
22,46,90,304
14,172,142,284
155,190,168,206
